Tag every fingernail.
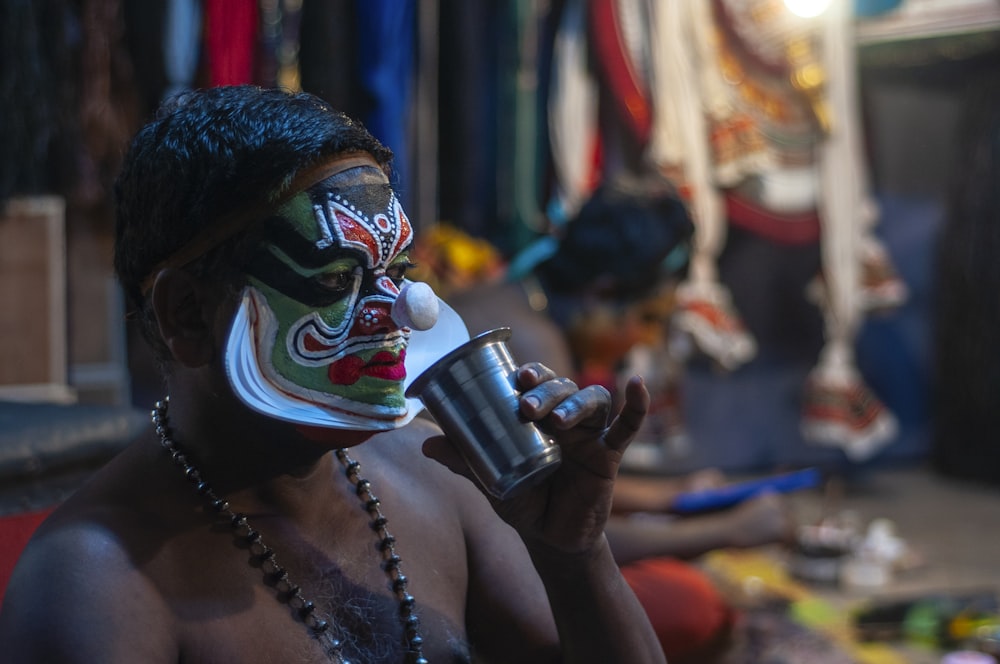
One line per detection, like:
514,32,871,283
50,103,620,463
552,407,566,419
524,395,540,409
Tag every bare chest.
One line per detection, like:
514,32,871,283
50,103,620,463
173,584,473,663
155,496,472,662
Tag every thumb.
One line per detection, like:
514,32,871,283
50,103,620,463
603,375,649,452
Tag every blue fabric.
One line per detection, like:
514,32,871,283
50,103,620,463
163,0,202,101
505,236,559,282
356,0,416,210
854,0,904,18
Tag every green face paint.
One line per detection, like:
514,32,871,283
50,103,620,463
240,166,416,420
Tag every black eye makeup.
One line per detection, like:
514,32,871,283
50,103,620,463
385,254,417,284
315,263,362,295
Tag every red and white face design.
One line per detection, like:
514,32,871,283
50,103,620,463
239,163,419,423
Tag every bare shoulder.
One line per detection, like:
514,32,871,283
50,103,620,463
372,416,485,503
380,417,560,658
0,440,183,660
0,497,177,662
369,416,514,533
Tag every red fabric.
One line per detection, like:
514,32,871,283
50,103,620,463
204,0,259,86
621,557,736,661
0,508,55,602
588,0,652,146
725,191,822,245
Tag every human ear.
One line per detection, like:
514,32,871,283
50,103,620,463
149,268,217,367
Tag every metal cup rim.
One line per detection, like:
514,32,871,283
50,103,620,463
405,327,513,399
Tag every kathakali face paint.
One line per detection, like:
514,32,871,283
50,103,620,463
240,165,416,421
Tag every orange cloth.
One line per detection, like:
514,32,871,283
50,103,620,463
621,556,737,661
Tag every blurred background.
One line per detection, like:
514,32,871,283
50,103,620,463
3,0,999,477
3,1,1000,660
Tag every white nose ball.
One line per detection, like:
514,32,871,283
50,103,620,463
391,281,439,331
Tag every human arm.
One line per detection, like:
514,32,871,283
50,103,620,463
425,367,665,663
611,468,727,514
606,491,796,565
0,519,177,663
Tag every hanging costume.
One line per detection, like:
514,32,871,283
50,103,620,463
643,0,905,460
540,5,909,656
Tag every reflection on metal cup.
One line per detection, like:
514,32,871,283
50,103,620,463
405,328,562,499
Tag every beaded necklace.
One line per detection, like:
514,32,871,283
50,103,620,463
151,397,428,664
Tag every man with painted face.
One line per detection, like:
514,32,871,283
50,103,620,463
0,86,664,664
228,156,442,428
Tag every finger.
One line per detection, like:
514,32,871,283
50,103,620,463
515,362,558,391
545,383,613,431
519,376,582,421
603,375,649,451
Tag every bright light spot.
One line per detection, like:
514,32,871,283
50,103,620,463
784,0,833,18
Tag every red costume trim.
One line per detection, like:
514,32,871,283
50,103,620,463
725,191,821,245
588,0,652,146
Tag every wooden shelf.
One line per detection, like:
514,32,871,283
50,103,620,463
0,196,73,403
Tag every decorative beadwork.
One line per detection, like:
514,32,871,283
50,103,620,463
151,397,428,664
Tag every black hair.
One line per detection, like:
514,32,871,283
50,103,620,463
113,85,393,358
535,171,695,301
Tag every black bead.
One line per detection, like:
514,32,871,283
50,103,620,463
150,404,429,662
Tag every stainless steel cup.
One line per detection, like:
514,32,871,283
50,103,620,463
405,327,562,499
